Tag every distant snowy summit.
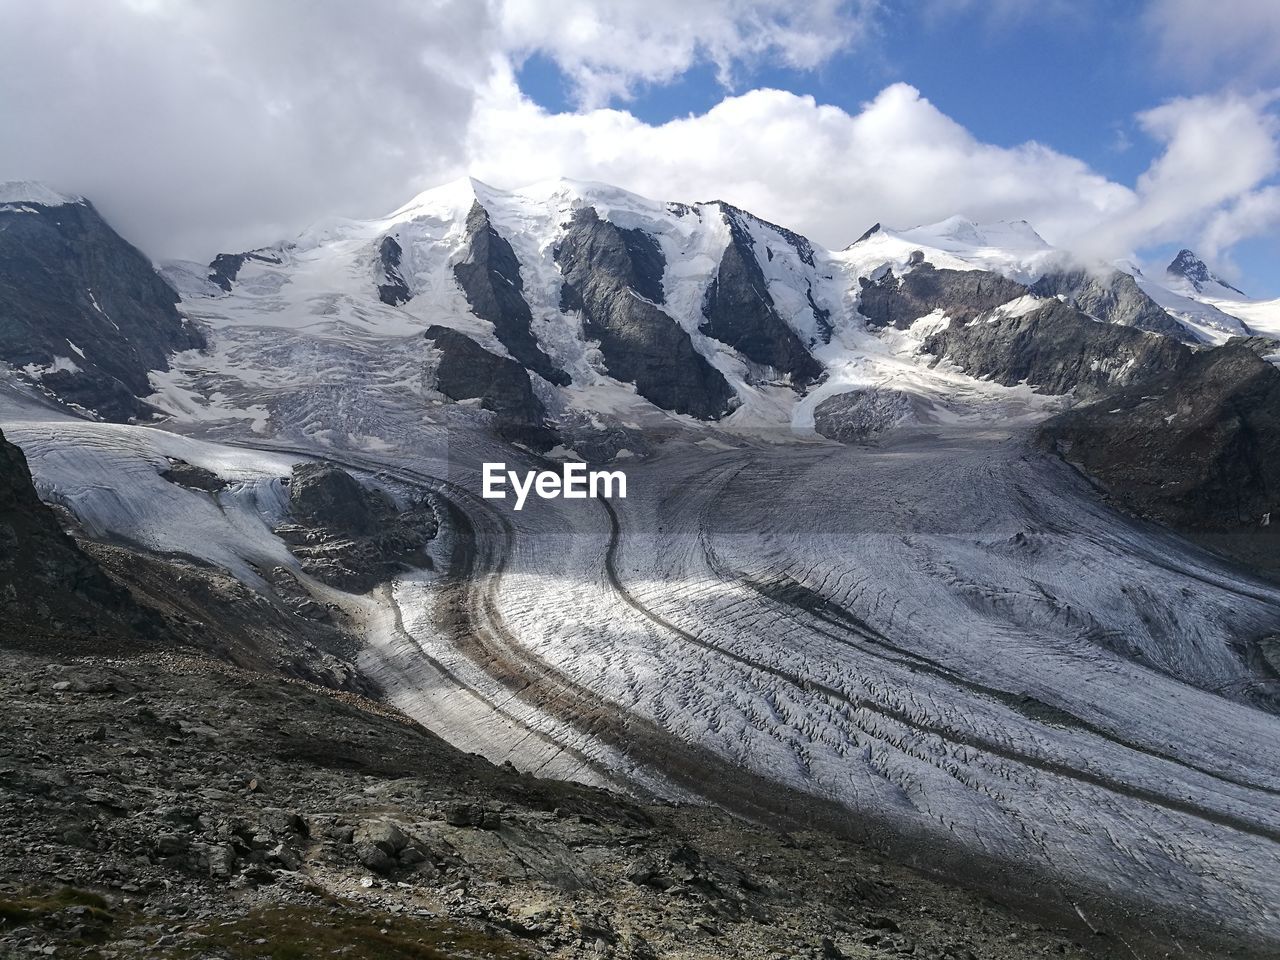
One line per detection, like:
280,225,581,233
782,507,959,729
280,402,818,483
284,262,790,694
0,180,82,208
1166,248,1246,298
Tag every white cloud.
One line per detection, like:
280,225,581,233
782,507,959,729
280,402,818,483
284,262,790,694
0,0,878,257
1202,187,1280,261
2,0,1277,280
0,0,496,259
1146,0,1280,80
496,0,878,106
465,72,1116,248
468,71,1278,263
1072,90,1280,262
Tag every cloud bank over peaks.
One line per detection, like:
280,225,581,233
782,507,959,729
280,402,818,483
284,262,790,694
3,0,1278,283
467,73,1280,270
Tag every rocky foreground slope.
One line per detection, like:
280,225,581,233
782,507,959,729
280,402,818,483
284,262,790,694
0,652,1189,960
0,426,154,652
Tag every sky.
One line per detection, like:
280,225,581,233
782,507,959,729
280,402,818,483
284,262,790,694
2,0,1278,294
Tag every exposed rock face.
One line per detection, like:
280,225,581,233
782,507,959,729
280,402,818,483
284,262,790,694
555,207,736,421
1167,248,1245,295
1234,335,1280,355
852,222,882,244
1030,267,1192,341
857,263,1026,330
287,463,381,535
207,250,283,292
0,197,205,420
375,236,411,306
613,218,666,305
922,300,1190,397
425,325,557,449
1041,342,1280,534
159,458,227,493
0,428,149,651
1,435,366,684
452,202,569,386
276,462,438,593
700,210,823,388
813,388,915,443
716,202,820,268
85,540,370,693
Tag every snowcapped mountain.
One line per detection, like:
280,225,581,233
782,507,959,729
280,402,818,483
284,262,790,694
0,180,82,208
1155,248,1280,348
150,177,852,445
6,174,1272,450
1166,248,1247,297
100,177,1266,457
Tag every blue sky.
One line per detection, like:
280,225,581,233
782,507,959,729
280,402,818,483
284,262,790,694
515,2,1280,295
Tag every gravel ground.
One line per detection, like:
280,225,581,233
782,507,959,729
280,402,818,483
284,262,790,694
0,651,1175,960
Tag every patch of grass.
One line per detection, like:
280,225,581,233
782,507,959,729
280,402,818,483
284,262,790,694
0,886,113,928
168,904,537,960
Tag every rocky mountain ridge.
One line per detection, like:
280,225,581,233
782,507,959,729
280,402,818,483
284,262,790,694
1166,248,1246,297
5,177,1277,446
0,187,204,420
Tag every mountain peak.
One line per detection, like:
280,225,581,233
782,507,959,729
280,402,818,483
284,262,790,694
384,176,490,221
0,180,82,207
1166,248,1246,296
897,215,1049,253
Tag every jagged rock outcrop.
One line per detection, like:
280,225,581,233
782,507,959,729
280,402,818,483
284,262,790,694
0,192,205,420
922,300,1190,397
159,458,227,493
813,388,915,443
857,262,1026,329
555,207,735,421
0,428,151,650
1167,249,1245,295
1041,341,1280,533
452,202,569,385
700,209,823,388
207,250,283,292
425,325,557,449
376,236,411,306
276,462,438,593
852,223,882,244
1030,267,1192,341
